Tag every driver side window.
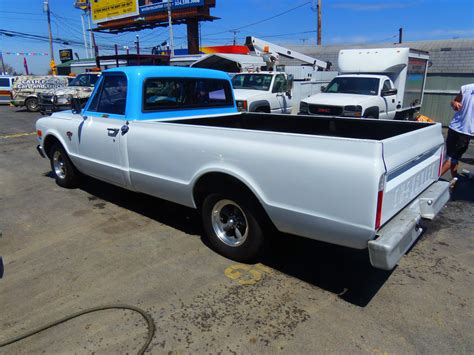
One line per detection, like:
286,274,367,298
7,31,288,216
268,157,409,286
88,75,127,115
383,80,392,92
272,75,286,93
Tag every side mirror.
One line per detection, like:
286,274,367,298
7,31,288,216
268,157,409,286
321,85,327,92
71,97,82,114
382,88,398,96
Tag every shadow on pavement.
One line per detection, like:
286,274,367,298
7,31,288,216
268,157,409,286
45,173,392,307
450,175,474,202
261,234,392,307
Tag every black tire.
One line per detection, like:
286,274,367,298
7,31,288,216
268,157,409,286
365,115,377,119
255,107,270,113
25,97,39,112
49,143,81,188
201,190,265,262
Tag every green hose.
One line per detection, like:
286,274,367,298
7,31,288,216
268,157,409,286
0,304,155,355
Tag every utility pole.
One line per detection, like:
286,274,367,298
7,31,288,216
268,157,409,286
44,0,57,74
167,0,175,57
88,11,96,56
398,27,403,44
317,0,322,46
81,13,89,58
135,35,140,55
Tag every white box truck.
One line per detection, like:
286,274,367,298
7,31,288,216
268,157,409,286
299,48,430,120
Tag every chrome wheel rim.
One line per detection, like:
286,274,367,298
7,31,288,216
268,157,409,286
53,150,66,179
211,199,248,247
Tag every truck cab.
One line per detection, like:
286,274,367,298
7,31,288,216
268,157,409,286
300,74,398,119
232,72,294,113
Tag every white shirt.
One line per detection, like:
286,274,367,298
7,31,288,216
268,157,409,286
449,83,474,136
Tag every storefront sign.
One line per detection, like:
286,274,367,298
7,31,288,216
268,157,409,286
59,49,74,63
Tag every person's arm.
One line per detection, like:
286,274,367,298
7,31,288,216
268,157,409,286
451,91,462,111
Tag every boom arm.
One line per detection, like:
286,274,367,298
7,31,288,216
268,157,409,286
245,36,328,70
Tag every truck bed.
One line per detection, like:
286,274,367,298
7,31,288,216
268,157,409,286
169,113,431,141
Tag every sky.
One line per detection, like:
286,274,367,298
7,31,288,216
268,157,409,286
1,0,473,74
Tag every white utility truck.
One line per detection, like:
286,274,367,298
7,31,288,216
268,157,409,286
300,48,430,120
192,36,337,114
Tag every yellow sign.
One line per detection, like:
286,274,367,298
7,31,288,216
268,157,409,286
50,60,57,75
91,0,139,24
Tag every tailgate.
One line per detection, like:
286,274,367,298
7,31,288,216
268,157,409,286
380,123,444,226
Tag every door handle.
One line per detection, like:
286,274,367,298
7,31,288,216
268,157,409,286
107,128,119,137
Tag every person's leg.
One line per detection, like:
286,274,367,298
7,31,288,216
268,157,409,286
449,159,459,178
443,129,471,179
440,159,453,176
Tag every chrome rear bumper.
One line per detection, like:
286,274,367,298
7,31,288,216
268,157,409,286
368,180,450,270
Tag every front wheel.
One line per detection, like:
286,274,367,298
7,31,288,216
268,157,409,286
201,192,265,262
49,143,81,188
25,97,39,112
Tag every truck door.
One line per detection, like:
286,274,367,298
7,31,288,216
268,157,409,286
273,74,292,113
78,74,128,186
381,79,397,119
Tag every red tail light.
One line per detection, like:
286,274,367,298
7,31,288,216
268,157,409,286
375,174,386,230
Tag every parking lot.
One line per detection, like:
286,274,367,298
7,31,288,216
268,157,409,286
0,105,473,353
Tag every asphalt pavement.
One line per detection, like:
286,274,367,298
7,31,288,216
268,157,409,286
0,105,473,353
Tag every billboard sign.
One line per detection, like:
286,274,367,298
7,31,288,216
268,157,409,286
91,0,140,24
139,0,205,15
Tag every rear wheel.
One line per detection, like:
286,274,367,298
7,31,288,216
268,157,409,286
25,97,39,112
49,143,81,188
202,191,265,262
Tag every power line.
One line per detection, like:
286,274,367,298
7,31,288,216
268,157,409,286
201,1,311,38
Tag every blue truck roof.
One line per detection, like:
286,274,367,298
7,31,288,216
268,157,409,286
106,66,231,81
83,66,237,120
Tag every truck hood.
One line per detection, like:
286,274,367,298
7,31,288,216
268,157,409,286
303,93,375,106
234,89,270,101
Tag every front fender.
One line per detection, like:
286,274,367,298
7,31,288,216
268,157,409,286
248,100,270,112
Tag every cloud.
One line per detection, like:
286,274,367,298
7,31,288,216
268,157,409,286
331,2,416,11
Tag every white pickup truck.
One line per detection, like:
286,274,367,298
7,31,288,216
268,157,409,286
232,71,335,114
300,48,429,120
35,66,449,270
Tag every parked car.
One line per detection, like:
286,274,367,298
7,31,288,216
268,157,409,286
35,66,449,270
38,72,101,114
0,76,15,105
11,75,69,112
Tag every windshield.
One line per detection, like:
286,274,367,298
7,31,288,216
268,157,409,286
69,74,99,87
326,77,380,96
231,74,273,91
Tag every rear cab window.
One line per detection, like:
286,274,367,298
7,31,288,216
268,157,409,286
143,78,233,112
